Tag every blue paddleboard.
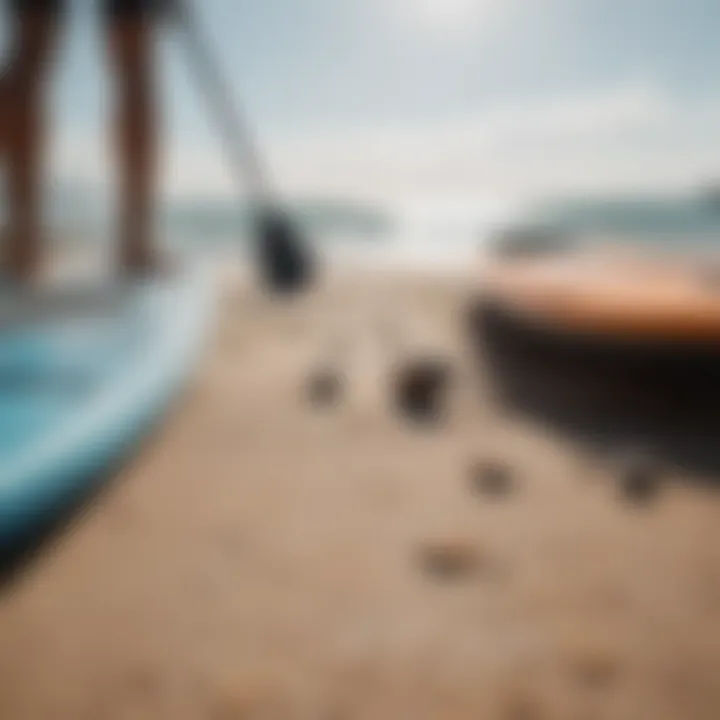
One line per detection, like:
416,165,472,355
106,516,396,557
0,268,215,546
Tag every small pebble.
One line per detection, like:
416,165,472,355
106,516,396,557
417,539,489,582
613,450,662,506
470,461,516,499
306,368,342,408
569,649,622,690
394,357,453,426
500,693,545,720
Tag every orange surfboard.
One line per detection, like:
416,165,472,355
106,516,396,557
481,248,720,342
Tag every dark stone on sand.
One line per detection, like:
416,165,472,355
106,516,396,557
470,461,515,499
394,357,453,425
614,451,662,506
500,693,545,720
569,648,622,690
306,368,342,408
418,540,481,582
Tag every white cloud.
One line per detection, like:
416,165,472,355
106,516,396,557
268,81,720,200
385,0,510,35
404,0,504,27
52,80,720,202
482,79,668,137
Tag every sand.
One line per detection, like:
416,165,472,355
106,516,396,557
1,268,720,719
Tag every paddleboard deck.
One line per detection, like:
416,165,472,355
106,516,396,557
0,268,215,546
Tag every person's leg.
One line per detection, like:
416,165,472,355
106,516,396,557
0,75,8,159
104,2,160,275
1,2,62,280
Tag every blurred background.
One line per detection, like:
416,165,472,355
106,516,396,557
4,2,720,719
6,0,720,266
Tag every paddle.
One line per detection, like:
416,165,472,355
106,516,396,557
175,0,316,294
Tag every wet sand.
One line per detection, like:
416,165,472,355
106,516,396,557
1,268,720,719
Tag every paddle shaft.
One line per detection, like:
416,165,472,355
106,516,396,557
173,0,316,294
175,0,274,207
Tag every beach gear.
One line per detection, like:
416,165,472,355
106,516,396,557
0,268,214,546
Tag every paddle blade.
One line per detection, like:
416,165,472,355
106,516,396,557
255,211,316,294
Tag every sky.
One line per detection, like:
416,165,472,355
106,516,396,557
4,0,720,202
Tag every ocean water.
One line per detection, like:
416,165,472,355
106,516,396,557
39,188,720,271
164,192,720,269
50,194,514,271
532,194,720,241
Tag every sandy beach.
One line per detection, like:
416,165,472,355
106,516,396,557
1,267,720,719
